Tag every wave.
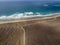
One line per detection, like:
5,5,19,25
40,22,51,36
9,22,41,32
0,12,60,20
43,4,48,6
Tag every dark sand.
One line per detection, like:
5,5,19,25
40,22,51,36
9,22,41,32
0,15,60,45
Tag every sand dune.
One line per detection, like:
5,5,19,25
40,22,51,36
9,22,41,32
0,15,60,45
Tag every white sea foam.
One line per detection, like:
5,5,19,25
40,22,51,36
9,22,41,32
0,12,60,20
43,4,48,6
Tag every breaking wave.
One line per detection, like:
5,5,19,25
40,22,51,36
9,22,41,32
43,4,48,6
0,12,60,20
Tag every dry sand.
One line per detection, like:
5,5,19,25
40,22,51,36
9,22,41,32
0,15,60,45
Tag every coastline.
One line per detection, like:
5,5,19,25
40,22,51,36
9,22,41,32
0,13,60,45
0,14,60,24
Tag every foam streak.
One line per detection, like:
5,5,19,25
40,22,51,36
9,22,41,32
0,12,60,20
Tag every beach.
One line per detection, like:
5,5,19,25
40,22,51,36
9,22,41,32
0,15,60,45
0,14,60,24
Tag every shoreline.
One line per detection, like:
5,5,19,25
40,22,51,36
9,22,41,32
0,13,60,45
0,14,60,24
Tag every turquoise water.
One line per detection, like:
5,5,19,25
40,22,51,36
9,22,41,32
0,1,60,20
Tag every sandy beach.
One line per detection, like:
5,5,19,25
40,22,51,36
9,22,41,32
0,15,60,45
0,14,60,24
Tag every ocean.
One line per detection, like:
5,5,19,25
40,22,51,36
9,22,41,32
0,1,60,20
